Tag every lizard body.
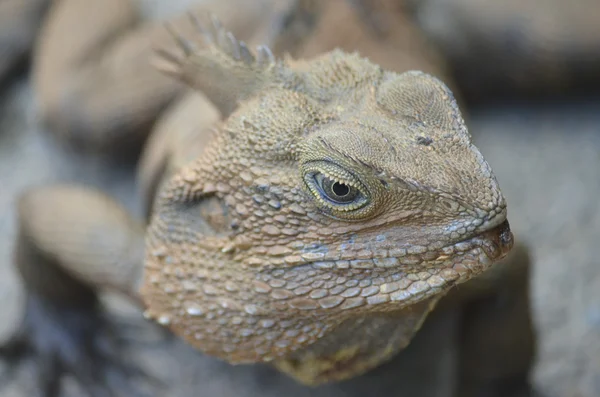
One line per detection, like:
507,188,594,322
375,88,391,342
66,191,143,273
0,3,536,397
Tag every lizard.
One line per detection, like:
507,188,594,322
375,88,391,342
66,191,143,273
0,10,536,397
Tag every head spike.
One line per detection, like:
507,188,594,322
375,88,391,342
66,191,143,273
153,12,286,117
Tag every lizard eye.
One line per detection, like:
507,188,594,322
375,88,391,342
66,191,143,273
314,173,358,204
302,162,369,212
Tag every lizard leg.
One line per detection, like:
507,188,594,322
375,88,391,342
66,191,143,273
33,0,178,158
33,0,284,158
0,185,156,397
449,242,539,397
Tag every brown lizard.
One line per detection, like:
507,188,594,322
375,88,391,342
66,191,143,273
0,11,536,397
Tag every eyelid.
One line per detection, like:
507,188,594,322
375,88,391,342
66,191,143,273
302,161,363,189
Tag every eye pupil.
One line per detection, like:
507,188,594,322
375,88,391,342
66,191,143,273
331,182,350,197
309,172,363,206
304,166,370,212
322,177,357,204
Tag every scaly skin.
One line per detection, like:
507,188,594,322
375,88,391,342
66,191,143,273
141,14,514,383
0,6,536,397
136,90,221,220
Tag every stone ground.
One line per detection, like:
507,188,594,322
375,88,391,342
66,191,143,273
0,2,599,396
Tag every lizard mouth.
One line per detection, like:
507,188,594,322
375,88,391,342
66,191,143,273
310,219,513,271
392,219,514,304
470,219,513,262
293,220,514,309
378,219,514,305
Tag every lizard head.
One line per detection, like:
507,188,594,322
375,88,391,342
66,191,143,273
142,15,513,372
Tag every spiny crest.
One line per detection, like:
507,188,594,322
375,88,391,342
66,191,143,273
154,12,278,76
152,12,288,117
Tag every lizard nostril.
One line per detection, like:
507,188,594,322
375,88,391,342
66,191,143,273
499,220,513,248
483,220,514,260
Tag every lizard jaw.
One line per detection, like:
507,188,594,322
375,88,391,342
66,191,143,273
305,219,513,271
276,220,514,310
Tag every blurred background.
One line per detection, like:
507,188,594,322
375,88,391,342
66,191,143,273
0,0,599,396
